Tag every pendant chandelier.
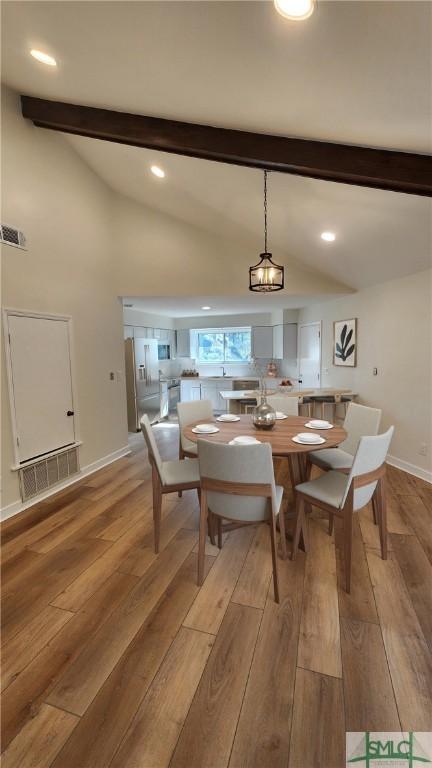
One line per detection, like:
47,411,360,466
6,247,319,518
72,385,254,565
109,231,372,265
249,171,284,292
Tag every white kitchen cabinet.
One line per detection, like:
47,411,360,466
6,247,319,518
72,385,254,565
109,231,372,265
168,329,176,358
176,329,191,358
272,324,283,359
200,383,220,410
252,326,273,358
133,326,153,339
283,323,297,359
191,384,201,400
124,325,134,339
271,324,298,360
158,328,169,341
180,379,201,402
180,378,231,411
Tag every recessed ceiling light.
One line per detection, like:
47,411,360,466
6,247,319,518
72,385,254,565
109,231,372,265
321,231,336,242
201,306,211,310
30,49,57,66
274,0,315,21
151,165,165,178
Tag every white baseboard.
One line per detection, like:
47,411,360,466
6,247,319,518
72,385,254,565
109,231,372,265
387,454,432,484
0,445,132,522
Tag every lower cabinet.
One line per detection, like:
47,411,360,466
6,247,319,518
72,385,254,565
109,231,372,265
200,384,222,411
180,379,231,412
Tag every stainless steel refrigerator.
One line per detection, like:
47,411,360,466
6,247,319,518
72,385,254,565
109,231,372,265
125,338,161,430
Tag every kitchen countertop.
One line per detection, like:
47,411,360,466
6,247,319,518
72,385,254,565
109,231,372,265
180,376,260,381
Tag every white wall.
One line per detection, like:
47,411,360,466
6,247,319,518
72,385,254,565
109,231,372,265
298,268,432,478
112,191,349,299
1,87,129,511
123,307,175,330
175,312,273,330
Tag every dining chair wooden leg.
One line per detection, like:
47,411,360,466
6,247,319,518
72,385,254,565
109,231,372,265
198,491,208,586
217,517,223,549
343,510,353,594
178,439,185,497
207,512,216,546
269,512,280,603
302,501,311,552
342,490,354,593
291,495,305,560
371,491,378,525
376,477,388,560
152,466,162,555
278,506,288,560
328,513,334,536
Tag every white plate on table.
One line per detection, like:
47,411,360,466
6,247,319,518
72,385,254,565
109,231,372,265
217,414,241,422
192,424,220,435
229,436,261,445
305,420,333,430
275,412,288,420
292,434,325,445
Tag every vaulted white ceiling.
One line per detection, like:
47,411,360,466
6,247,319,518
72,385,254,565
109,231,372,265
2,1,430,150
2,0,431,295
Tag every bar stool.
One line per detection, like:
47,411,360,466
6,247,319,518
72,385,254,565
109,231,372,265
313,395,336,421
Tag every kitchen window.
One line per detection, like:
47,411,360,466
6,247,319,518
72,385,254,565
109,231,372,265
196,328,251,363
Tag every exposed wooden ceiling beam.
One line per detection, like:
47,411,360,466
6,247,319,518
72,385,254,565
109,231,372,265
21,95,432,196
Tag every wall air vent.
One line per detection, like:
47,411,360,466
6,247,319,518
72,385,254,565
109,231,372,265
19,447,80,502
0,224,27,250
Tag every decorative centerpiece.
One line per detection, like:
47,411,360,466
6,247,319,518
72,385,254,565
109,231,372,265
251,359,276,430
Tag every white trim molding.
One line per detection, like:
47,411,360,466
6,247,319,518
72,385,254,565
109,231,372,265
1,444,131,522
387,454,432,484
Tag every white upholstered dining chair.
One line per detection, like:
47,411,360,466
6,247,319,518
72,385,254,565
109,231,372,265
177,399,213,459
266,395,299,416
308,402,382,473
197,440,287,602
292,426,394,593
141,414,201,554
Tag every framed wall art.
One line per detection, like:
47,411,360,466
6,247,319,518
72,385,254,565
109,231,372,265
333,318,357,367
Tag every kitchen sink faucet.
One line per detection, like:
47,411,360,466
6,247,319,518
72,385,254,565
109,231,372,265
221,366,226,377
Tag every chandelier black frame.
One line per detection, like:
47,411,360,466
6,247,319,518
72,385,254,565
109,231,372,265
249,170,284,292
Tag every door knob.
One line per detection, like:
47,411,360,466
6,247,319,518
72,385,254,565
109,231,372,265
67,410,74,416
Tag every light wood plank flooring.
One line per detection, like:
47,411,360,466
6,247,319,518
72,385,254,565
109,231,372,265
1,425,431,768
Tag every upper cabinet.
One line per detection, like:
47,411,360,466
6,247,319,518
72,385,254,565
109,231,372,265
168,329,176,358
283,323,297,359
176,329,191,358
272,324,284,359
253,323,297,359
252,326,273,358
133,326,153,338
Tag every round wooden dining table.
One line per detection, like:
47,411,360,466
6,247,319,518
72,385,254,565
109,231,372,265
183,414,347,499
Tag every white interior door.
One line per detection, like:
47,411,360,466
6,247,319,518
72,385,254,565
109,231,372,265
298,323,321,389
7,314,76,462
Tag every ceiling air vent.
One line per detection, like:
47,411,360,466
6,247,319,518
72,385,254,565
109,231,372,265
0,224,27,250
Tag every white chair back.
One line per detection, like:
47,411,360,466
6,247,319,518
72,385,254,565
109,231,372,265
140,414,164,481
198,440,276,522
266,395,298,416
340,402,382,455
177,399,213,427
342,426,394,510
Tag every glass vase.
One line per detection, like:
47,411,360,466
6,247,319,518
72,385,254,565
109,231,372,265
253,395,276,430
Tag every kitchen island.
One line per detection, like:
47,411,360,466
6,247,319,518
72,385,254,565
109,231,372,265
219,388,357,417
